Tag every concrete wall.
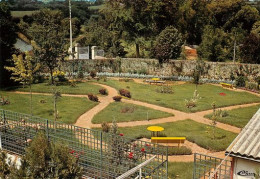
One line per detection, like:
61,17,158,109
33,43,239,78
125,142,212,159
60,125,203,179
233,157,260,179
61,58,260,81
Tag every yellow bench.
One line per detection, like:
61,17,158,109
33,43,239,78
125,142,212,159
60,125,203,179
145,78,165,85
220,83,233,89
151,137,186,147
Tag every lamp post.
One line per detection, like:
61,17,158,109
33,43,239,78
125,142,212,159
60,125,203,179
69,0,74,61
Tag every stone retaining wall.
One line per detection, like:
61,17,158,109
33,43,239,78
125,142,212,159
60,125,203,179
61,58,260,81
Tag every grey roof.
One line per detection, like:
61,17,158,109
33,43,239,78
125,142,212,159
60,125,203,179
226,107,260,162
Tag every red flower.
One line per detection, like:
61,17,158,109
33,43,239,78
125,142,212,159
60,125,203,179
219,93,226,96
70,150,75,154
145,144,150,147
119,133,124,136
141,148,145,152
128,152,133,159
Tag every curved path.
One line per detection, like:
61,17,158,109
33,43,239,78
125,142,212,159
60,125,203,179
10,82,260,162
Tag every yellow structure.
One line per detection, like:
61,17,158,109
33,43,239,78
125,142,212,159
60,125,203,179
147,126,164,137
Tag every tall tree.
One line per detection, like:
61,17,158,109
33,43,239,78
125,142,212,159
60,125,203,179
0,2,17,88
28,9,68,84
240,33,260,64
5,52,40,115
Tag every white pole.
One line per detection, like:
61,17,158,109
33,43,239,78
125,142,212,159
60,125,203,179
69,0,74,60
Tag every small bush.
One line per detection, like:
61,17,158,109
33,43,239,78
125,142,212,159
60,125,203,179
77,71,84,79
113,96,122,102
101,122,110,133
99,88,108,95
235,76,247,87
156,86,173,94
167,146,192,155
215,109,228,118
121,106,135,113
119,89,131,98
0,96,10,105
246,81,258,90
88,94,99,102
90,71,97,78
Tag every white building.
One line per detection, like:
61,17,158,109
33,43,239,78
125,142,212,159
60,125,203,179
226,108,260,179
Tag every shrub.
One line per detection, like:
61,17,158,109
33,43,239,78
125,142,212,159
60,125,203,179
215,109,228,118
119,89,131,98
246,81,258,90
121,106,135,113
154,26,183,63
101,122,110,133
113,96,122,102
99,88,108,95
167,146,192,155
0,96,10,105
156,85,173,94
235,76,247,87
53,70,67,82
90,71,96,78
77,71,84,79
88,94,99,102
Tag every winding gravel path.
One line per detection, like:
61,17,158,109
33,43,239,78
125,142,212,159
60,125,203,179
9,82,260,162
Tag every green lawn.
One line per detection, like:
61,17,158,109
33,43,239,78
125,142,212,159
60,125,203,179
92,102,173,124
116,120,237,151
98,80,260,112
205,104,260,128
0,91,97,124
11,82,102,95
168,162,193,179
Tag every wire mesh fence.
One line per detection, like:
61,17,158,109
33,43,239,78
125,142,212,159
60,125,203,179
193,153,232,179
0,109,168,178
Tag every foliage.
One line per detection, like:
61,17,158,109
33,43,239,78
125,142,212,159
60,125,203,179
90,70,97,78
245,81,259,90
119,89,131,98
53,70,67,83
0,2,18,87
154,26,183,62
215,109,229,118
167,146,192,156
240,33,260,64
0,95,10,106
0,150,11,178
10,132,82,179
101,122,110,133
185,89,201,112
198,26,231,62
28,9,67,84
235,75,247,87
88,93,99,102
113,96,122,102
99,88,107,95
156,85,173,94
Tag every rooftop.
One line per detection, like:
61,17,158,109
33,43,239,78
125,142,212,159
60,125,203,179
226,107,260,162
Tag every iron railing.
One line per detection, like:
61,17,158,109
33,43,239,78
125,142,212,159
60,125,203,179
0,109,168,178
193,153,232,179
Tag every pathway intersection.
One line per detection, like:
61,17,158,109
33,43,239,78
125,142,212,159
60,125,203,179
11,82,260,162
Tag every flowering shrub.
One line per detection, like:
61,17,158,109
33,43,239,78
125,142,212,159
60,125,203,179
113,96,122,102
53,70,67,82
0,96,10,105
219,93,226,96
119,89,131,98
99,88,107,95
88,94,99,102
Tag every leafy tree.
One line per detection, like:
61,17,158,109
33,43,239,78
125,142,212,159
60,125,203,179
11,132,82,179
240,33,260,64
28,9,68,84
198,25,231,62
154,26,183,63
5,52,40,115
178,0,211,44
102,0,152,58
0,2,18,88
224,5,260,33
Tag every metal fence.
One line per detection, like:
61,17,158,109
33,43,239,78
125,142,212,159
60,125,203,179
193,153,232,179
0,109,168,178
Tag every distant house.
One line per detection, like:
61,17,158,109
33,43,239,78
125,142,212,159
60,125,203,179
226,108,260,178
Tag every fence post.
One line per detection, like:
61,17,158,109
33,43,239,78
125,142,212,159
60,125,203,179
100,131,102,178
46,119,49,141
193,153,196,179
